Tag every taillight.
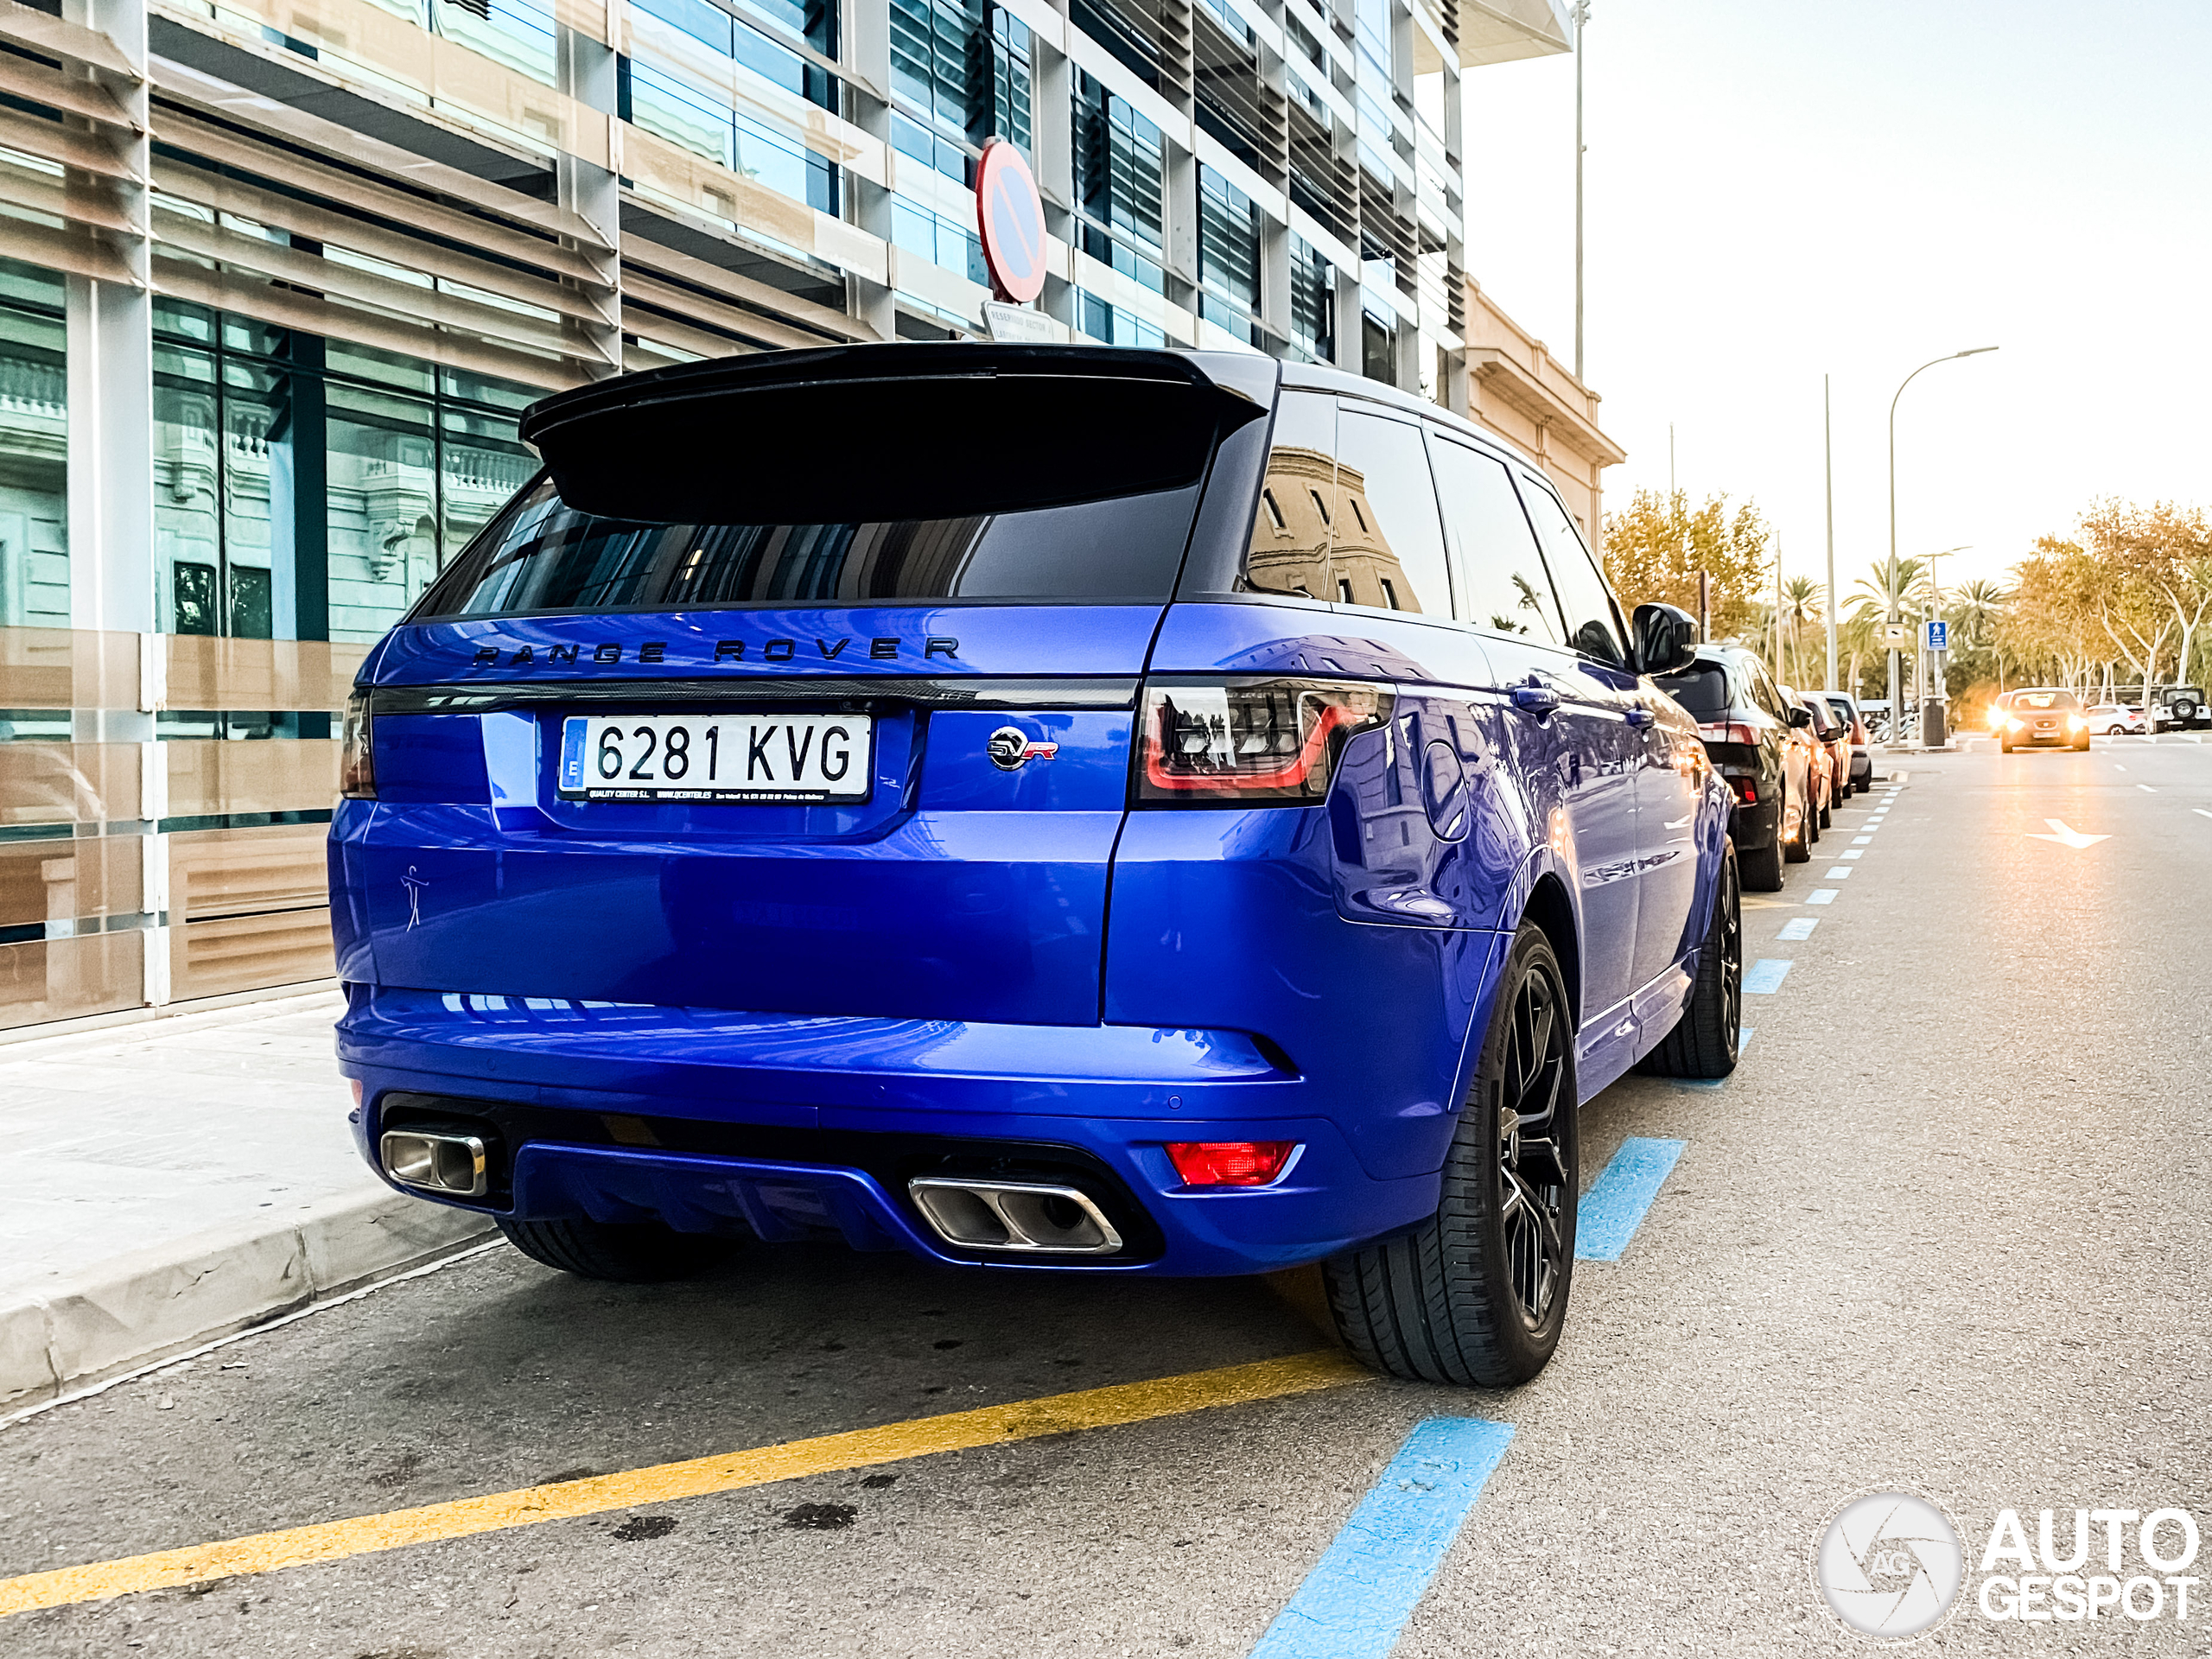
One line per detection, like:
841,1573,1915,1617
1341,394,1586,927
1135,678,1391,805
1697,721,1759,746
340,690,376,799
1165,1141,1301,1186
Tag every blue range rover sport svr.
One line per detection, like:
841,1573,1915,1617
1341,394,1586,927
332,344,1741,1387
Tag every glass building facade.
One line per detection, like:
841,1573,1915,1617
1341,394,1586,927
0,0,1575,1028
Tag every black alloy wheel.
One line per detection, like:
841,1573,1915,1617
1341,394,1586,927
1324,925,1579,1388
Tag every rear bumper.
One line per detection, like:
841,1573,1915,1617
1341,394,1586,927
337,985,1451,1275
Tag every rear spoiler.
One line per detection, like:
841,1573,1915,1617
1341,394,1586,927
518,344,1277,525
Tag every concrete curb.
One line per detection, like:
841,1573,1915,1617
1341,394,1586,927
0,1186,495,1412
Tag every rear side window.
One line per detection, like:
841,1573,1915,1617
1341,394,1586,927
1517,479,1628,666
1656,664,1729,717
1431,436,1565,645
1241,393,1450,616
1332,411,1449,615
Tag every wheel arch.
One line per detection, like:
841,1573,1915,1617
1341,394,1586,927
1516,872,1581,1032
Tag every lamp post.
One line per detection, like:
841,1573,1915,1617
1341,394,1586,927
1824,374,1837,691
1572,2,1590,381
1888,346,1996,750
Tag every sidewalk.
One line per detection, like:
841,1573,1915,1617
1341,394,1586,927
0,991,493,1412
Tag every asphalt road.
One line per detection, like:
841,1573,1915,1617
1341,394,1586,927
4,741,2210,1656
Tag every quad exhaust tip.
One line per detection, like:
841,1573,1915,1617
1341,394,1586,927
381,1128,489,1198
908,1177,1123,1255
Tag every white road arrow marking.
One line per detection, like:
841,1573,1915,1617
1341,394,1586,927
2027,818,2108,849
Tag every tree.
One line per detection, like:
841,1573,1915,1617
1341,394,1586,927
1780,575,1824,686
1602,488,1771,640
1948,579,2008,649
2078,499,2212,692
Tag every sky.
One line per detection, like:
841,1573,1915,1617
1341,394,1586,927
1458,0,2212,603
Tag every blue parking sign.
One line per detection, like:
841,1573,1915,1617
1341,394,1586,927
1926,620,1948,651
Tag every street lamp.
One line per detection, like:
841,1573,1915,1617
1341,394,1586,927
1887,347,1996,749
1572,2,1590,382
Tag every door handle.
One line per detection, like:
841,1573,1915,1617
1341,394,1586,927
1511,684,1560,719
1625,707,1656,729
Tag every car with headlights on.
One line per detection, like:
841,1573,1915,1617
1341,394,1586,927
329,344,1743,1391
1995,689,2090,751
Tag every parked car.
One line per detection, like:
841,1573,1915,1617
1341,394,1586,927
2085,702,2146,736
1654,643,1814,891
1797,690,1852,816
2158,686,2208,730
1780,684,1831,839
1822,691,1875,791
329,345,1743,1391
1995,688,2090,751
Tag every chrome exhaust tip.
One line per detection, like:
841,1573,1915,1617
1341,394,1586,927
380,1128,489,1198
907,1177,1123,1255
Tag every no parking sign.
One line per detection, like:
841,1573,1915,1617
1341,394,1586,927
975,138,1046,305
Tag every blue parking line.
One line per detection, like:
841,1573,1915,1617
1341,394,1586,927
1825,866,1853,879
1248,1417,1516,1659
1739,1024,1754,1053
1575,1136,1688,1261
1777,917,1818,940
1743,958,1792,994
1807,889,1838,904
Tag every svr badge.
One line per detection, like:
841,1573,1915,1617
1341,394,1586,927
988,726,1059,772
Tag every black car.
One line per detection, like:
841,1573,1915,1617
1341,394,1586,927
1655,644,1815,890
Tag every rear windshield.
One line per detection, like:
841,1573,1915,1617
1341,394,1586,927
417,365,1236,617
1655,664,1730,718
415,476,1203,616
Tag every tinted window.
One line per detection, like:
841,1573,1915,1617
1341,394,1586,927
1332,410,1450,615
418,475,1203,616
2016,690,2080,710
1518,477,1627,665
1655,664,1729,718
1245,389,1335,601
1430,435,1566,646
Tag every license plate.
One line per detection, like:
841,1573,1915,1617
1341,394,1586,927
557,714,872,803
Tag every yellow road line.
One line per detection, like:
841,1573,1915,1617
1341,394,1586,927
0,1348,1368,1618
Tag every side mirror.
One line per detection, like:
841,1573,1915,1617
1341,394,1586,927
1787,705,1814,729
1630,602,1699,677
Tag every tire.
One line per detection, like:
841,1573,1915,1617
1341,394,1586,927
1784,785,1812,863
2073,735,2091,752
498,1216,740,1282
2107,726,2124,736
1739,805,1785,892
2000,739,2013,753
1322,925,1579,1389
1637,839,1741,1078
1818,783,1833,830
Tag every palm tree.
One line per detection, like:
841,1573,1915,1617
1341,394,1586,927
1853,556,1930,623
1781,575,1824,685
1948,578,2007,648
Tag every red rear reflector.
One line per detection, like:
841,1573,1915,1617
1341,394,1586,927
1164,1141,1300,1187
1731,777,1758,804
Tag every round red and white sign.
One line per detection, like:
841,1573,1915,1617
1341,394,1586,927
974,138,1046,305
